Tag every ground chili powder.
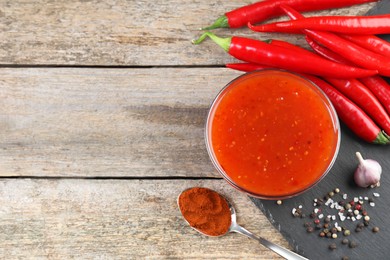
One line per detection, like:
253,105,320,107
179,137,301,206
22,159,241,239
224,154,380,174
178,187,231,236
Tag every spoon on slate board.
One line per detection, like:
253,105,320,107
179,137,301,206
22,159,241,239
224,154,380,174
178,187,308,260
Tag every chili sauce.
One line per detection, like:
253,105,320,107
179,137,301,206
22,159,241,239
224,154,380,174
207,70,339,198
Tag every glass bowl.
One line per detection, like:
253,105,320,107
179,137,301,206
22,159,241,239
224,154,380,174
205,69,340,200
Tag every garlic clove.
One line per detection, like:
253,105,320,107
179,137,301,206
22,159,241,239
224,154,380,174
354,152,382,188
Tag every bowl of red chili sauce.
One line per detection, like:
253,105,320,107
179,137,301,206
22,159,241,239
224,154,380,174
205,69,340,199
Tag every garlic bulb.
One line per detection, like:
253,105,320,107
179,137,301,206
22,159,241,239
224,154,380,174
354,152,382,188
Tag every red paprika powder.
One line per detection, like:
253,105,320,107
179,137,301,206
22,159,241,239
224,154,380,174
178,187,231,236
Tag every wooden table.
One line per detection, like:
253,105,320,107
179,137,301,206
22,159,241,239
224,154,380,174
0,1,376,258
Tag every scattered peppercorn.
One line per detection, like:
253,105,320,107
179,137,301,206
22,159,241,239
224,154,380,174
344,230,351,236
306,226,314,233
332,233,338,239
342,256,349,260
355,227,362,233
323,223,329,229
364,215,370,222
372,226,380,233
329,243,337,250
334,188,340,193
276,200,282,205
342,238,349,245
328,191,335,197
349,241,357,248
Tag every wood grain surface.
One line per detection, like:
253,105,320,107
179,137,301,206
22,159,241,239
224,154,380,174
0,178,288,259
0,0,375,66
0,0,377,259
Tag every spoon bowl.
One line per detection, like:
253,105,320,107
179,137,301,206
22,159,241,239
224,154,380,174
178,188,308,260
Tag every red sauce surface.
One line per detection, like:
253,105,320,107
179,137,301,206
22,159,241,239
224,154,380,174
209,70,339,198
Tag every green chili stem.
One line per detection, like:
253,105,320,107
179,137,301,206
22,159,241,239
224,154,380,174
374,131,390,145
201,15,229,30
192,32,231,52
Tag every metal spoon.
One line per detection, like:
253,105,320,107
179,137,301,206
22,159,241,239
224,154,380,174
178,189,308,260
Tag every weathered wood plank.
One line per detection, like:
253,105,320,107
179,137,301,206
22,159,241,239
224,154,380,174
0,67,243,177
0,0,375,66
0,178,289,259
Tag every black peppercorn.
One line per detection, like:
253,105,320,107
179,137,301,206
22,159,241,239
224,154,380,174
372,226,380,233
342,238,349,245
355,227,362,233
357,223,365,228
329,243,337,250
306,226,314,233
349,241,357,248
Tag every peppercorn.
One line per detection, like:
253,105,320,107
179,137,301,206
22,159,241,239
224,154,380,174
329,243,337,250
310,212,317,219
349,241,357,248
324,217,331,223
342,256,349,260
323,223,329,229
304,222,311,228
342,238,349,245
372,226,380,233
338,201,345,206
319,232,326,237
344,203,352,210
355,227,362,233
357,223,365,228
331,227,338,234
326,232,332,238
329,191,335,197
343,230,351,236
364,215,370,222
314,219,320,224
323,228,329,234
355,204,362,211
315,224,322,230
364,221,370,227
332,233,338,239
334,188,340,193
276,200,282,205
306,226,314,233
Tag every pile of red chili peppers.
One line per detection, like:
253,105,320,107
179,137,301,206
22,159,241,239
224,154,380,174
194,0,390,144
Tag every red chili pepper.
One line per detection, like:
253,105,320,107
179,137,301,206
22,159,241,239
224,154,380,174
306,36,390,117
307,76,389,144
273,5,390,77
192,32,377,79
202,0,377,30
341,34,390,57
325,77,390,136
359,76,390,115
225,63,270,72
305,36,354,65
248,13,390,35
225,62,389,144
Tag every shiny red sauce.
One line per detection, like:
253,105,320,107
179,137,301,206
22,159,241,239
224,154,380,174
208,70,339,198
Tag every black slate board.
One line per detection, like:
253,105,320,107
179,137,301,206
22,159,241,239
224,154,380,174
251,2,390,259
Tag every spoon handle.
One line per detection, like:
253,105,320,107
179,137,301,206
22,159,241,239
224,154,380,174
232,224,309,260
